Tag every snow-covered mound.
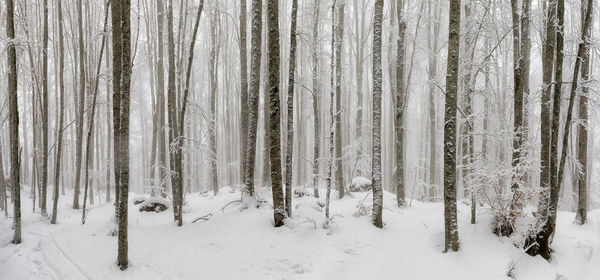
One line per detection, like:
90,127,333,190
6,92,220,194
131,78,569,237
349,176,372,192
1,186,599,280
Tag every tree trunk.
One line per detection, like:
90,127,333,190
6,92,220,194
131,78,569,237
371,0,384,229
6,0,21,244
73,0,87,210
555,0,593,236
156,0,167,197
51,0,66,225
208,6,218,195
243,0,263,201
427,0,441,200
82,1,110,224
312,0,320,198
443,0,461,252
285,0,299,217
266,0,285,227
334,2,345,199
115,0,132,269
575,1,591,224
395,0,406,207
240,0,249,185
40,0,49,216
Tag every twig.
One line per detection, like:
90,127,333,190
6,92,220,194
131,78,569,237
191,213,213,223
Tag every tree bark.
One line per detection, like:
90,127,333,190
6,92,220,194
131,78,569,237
51,0,66,225
334,2,345,199
312,0,320,198
243,0,263,200
444,0,461,252
371,0,384,229
575,0,591,224
115,0,132,269
73,0,87,210
208,5,218,196
40,0,49,216
395,0,406,207
285,0,299,217
266,0,285,227
240,0,249,184
6,0,21,244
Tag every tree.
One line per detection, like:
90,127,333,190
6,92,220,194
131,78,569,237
574,0,591,225
527,0,593,259
395,0,406,207
443,0,461,252
285,0,299,217
266,0,285,227
155,0,167,198
110,0,132,269
371,0,384,229
82,1,111,224
40,0,49,216
505,0,532,234
6,0,21,244
243,0,263,201
334,1,345,199
312,0,321,198
240,0,249,183
427,0,441,200
51,0,66,225
208,4,218,195
73,0,87,210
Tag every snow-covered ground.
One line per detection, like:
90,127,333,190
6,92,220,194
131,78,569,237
1,186,599,280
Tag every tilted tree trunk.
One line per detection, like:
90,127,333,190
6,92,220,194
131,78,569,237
73,0,87,210
554,0,593,240
312,0,321,198
443,0,461,252
266,0,285,227
243,0,263,201
575,0,591,224
371,0,384,229
82,1,110,224
51,0,66,225
334,2,345,199
240,0,249,184
285,0,299,217
395,0,406,207
6,0,21,244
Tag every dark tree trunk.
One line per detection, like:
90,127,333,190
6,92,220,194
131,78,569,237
267,0,285,227
371,0,384,229
443,0,461,252
6,0,21,244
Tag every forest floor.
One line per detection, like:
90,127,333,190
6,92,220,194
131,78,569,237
1,185,599,280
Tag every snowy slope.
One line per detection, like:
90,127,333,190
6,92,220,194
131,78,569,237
1,186,598,280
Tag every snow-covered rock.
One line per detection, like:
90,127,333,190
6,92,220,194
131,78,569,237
138,197,171,212
349,176,372,192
